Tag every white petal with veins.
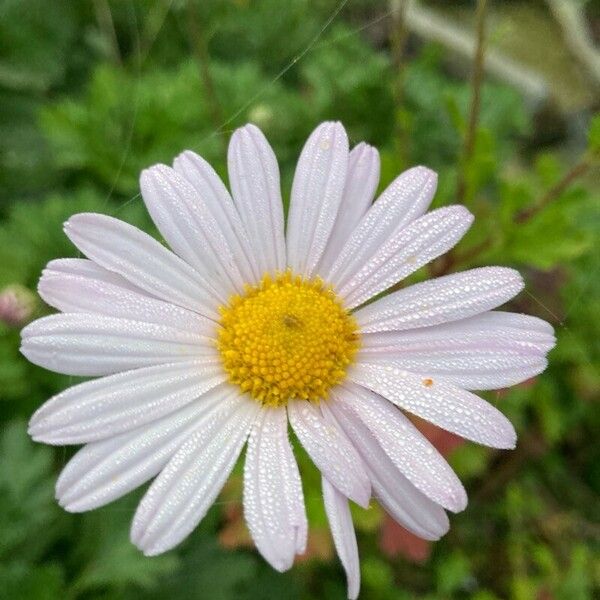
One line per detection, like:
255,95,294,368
29,361,225,444
228,124,287,276
322,476,360,600
288,399,370,508
326,165,437,285
327,397,449,540
339,206,474,308
56,386,230,512
351,363,517,449
244,406,307,571
286,122,349,277
131,393,259,556
21,313,217,376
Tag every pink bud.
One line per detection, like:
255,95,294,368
0,285,36,327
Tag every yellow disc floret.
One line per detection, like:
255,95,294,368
217,271,359,406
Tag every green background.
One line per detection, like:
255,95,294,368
0,1,598,598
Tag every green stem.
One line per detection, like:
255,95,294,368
186,1,226,144
515,158,591,223
93,0,122,66
456,0,488,205
390,0,411,168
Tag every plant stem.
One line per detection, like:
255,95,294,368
515,158,591,223
456,0,488,205
93,0,122,66
473,430,547,503
138,0,172,63
390,0,411,167
452,236,494,266
186,1,225,142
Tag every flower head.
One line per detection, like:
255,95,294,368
23,122,555,598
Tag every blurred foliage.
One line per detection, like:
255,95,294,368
0,0,598,599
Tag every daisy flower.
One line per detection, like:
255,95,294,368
23,122,554,598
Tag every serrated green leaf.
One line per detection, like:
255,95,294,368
0,421,64,561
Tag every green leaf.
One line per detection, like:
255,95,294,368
140,535,256,600
435,551,472,595
0,0,79,92
0,421,64,561
0,562,65,600
40,60,310,197
71,495,178,594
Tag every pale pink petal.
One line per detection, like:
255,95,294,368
356,268,525,333
131,393,259,556
244,406,307,571
55,387,229,512
21,313,217,376
338,206,473,309
287,399,370,508
359,354,547,391
140,164,249,295
286,122,349,277
227,124,286,276
327,399,449,540
326,166,436,285
38,268,214,335
358,313,552,389
317,143,380,275
322,476,360,600
173,150,258,284
351,363,517,449
333,383,467,512
28,362,225,444
64,213,223,318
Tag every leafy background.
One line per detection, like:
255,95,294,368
0,1,598,598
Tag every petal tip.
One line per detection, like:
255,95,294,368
450,488,468,513
141,545,164,558
353,483,372,510
412,164,438,180
502,428,518,450
27,416,42,437
61,500,86,514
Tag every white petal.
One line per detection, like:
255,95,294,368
286,122,349,277
322,476,360,600
21,313,217,376
55,387,228,512
173,150,258,284
64,213,222,318
227,124,286,276
325,166,436,284
244,406,307,571
38,267,214,335
43,258,143,293
356,268,525,333
131,393,259,556
29,361,225,444
287,400,370,508
327,398,449,540
351,363,517,449
339,206,474,309
317,143,380,275
140,165,250,296
361,311,555,354
333,383,467,512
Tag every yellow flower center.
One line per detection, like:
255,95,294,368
217,271,359,407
